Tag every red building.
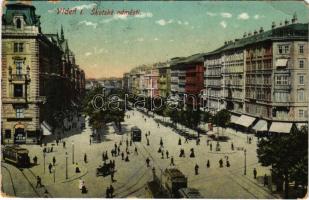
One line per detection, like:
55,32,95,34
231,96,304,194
182,54,205,106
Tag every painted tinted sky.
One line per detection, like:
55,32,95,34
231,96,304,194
26,1,309,78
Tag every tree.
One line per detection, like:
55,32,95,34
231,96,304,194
212,109,230,136
257,125,308,198
83,86,125,132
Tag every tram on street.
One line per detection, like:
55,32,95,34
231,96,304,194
2,145,30,167
131,126,142,142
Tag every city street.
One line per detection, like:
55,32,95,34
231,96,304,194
2,109,276,198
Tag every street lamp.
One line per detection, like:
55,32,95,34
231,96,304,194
72,142,75,164
43,152,46,174
244,149,247,175
53,166,56,183
65,152,68,179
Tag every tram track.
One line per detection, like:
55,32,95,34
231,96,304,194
113,142,152,197
1,163,17,196
19,168,41,197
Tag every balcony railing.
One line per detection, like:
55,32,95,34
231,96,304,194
9,74,30,81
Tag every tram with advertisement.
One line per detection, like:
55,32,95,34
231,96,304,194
131,126,142,142
2,145,30,167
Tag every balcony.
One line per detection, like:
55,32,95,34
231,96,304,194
9,74,30,82
274,85,292,90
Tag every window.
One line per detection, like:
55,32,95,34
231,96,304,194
16,18,21,29
284,45,289,54
5,129,11,139
299,60,304,68
16,108,24,118
276,76,288,85
299,110,304,118
278,45,290,54
298,90,305,101
13,43,23,52
299,75,304,85
299,45,304,54
13,84,23,97
16,61,22,75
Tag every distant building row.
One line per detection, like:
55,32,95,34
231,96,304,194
123,15,308,132
1,3,86,144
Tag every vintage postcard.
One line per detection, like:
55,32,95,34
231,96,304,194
1,0,308,199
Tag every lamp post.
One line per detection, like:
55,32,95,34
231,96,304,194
43,152,46,174
65,152,68,179
72,142,75,164
53,166,56,183
244,149,247,175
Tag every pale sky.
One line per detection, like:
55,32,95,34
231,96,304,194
5,1,309,78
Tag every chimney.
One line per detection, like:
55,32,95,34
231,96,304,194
292,13,298,24
224,41,227,45
254,30,258,35
272,21,276,29
243,32,247,38
259,27,264,33
248,31,252,36
284,19,289,25
279,21,283,26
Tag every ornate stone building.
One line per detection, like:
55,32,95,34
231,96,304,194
1,3,85,144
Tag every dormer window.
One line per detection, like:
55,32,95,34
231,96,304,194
16,18,21,29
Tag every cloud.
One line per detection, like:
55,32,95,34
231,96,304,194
71,3,97,11
238,12,250,20
169,39,174,42
184,21,189,25
101,13,128,23
48,9,55,13
85,52,92,56
220,21,227,28
137,38,144,42
206,12,217,17
154,38,159,41
135,12,153,18
220,12,232,18
79,20,97,28
156,19,173,26
177,20,182,25
254,14,265,20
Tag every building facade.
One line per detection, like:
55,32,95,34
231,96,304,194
1,3,85,144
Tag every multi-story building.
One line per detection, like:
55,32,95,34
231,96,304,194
1,3,85,144
144,67,159,97
204,15,308,132
157,62,171,98
170,57,186,101
204,52,224,113
222,48,245,114
123,73,130,93
183,54,204,106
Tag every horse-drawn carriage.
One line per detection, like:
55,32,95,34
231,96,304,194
96,163,112,177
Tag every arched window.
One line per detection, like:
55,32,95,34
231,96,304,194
16,18,21,29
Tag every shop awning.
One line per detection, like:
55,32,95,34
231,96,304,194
275,59,288,67
235,115,256,128
269,122,292,133
296,123,307,130
230,115,240,124
41,121,52,136
253,120,268,132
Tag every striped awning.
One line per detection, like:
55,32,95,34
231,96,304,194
41,121,52,136
275,59,288,67
253,120,268,132
269,122,292,134
230,115,240,124
235,115,256,128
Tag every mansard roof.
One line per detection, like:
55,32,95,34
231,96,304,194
204,22,308,57
3,3,40,26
